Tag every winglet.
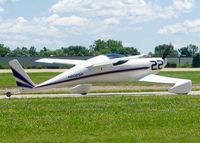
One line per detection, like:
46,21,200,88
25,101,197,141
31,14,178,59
139,74,192,94
168,80,192,94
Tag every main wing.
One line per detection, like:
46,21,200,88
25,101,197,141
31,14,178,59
36,58,85,65
139,74,192,94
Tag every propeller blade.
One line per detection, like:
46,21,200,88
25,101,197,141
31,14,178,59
162,47,171,59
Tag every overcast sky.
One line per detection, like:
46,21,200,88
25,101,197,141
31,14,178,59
0,0,199,53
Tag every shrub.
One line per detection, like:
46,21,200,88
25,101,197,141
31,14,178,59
166,62,177,68
177,63,192,68
0,63,9,69
24,64,32,69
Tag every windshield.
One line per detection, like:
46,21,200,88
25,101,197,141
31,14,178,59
105,53,126,59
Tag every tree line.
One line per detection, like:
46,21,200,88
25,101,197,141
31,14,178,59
0,39,199,57
0,39,200,66
0,40,140,57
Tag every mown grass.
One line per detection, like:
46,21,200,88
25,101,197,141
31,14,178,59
0,72,59,88
0,96,200,143
0,71,200,88
159,71,200,84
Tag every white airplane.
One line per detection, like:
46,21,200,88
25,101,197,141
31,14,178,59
7,48,192,97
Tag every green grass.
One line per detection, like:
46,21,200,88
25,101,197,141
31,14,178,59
1,71,200,88
0,72,59,88
0,96,200,143
159,71,200,84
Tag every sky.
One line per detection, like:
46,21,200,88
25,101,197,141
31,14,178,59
0,0,200,53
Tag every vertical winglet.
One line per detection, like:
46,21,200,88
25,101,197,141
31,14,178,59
9,60,36,89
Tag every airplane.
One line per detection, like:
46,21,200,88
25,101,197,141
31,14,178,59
6,48,192,97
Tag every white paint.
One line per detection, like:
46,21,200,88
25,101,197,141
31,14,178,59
8,54,192,95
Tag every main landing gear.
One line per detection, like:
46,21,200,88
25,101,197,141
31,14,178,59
5,89,19,98
81,93,87,95
6,92,12,97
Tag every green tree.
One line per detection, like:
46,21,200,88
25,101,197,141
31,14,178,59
39,47,54,57
178,47,192,57
0,44,10,57
53,49,65,56
61,46,91,56
90,39,139,55
118,47,140,55
90,39,123,55
179,44,198,57
29,46,38,56
188,44,198,56
107,40,123,52
154,44,179,57
90,39,107,53
21,47,29,56
8,47,29,57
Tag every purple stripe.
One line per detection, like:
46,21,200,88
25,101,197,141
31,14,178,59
16,81,33,88
10,67,33,87
37,66,149,88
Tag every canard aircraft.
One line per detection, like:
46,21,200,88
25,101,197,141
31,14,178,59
6,48,192,97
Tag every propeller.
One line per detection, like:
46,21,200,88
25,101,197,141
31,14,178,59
162,47,171,60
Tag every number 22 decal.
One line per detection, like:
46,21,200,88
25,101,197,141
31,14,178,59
150,60,164,70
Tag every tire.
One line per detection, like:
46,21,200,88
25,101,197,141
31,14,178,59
81,93,87,95
6,92,12,97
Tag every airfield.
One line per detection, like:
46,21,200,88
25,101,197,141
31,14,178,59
0,91,200,100
0,68,200,142
0,68,200,96
1,68,200,96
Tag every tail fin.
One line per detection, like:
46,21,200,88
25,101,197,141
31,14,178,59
9,60,36,91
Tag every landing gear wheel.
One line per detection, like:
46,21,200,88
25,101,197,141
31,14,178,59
6,92,12,97
81,93,87,95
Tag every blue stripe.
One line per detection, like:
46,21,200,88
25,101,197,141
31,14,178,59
16,81,33,88
37,66,149,88
10,67,33,87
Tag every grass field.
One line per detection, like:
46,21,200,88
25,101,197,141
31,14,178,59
0,72,200,142
0,72,59,88
0,96,199,143
0,71,200,88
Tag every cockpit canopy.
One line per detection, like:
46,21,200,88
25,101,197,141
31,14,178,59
105,53,126,59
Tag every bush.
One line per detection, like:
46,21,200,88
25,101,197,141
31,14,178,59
166,62,177,68
35,66,46,69
24,64,32,69
177,63,192,68
0,63,9,69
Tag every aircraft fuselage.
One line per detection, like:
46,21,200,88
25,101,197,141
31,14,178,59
35,56,166,90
